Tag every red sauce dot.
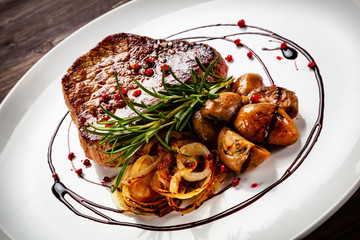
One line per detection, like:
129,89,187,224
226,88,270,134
276,56,283,60
251,183,259,188
247,51,253,58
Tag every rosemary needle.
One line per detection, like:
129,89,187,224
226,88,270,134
83,56,233,191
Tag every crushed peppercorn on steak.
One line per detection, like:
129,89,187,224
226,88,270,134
61,33,228,166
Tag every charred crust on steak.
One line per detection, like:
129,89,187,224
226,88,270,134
61,33,228,166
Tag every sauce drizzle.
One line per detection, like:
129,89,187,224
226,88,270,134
48,22,324,231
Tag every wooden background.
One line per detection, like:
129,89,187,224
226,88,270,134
0,0,359,238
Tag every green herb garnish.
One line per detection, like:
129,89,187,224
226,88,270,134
84,56,233,191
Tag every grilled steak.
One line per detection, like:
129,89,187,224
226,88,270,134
61,33,228,166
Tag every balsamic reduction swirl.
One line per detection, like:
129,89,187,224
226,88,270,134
48,23,324,231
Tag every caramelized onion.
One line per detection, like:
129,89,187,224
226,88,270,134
178,143,212,182
167,171,226,214
122,154,162,186
111,154,168,215
179,142,211,158
112,140,226,216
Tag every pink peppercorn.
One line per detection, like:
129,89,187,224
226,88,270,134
103,176,111,182
247,51,253,58
101,92,110,103
145,69,154,76
205,153,213,161
52,173,59,180
83,159,91,167
161,64,169,72
133,89,141,97
308,61,316,68
250,94,260,103
118,99,126,108
75,168,83,176
234,39,242,46
225,55,233,62
131,62,140,70
237,19,246,27
105,104,113,111
280,42,288,49
68,152,75,160
145,58,154,67
232,178,240,187
115,91,121,100
185,161,194,168
219,164,227,174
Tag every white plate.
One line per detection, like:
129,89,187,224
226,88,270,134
1,0,360,239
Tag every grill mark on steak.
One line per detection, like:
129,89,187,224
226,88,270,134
61,33,228,166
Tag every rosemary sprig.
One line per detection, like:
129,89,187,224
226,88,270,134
83,56,233,191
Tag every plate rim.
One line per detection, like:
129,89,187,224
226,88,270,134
1,0,360,239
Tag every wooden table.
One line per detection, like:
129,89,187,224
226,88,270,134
1,0,359,238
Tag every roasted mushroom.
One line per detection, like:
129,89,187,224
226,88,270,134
248,85,299,118
233,103,299,145
191,110,221,149
232,73,263,96
217,126,270,172
200,92,244,123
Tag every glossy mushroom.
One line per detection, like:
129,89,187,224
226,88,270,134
200,92,244,123
232,73,264,96
233,103,299,145
191,110,221,149
217,126,270,172
248,85,299,118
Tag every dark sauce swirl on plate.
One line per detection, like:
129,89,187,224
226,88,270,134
48,22,324,231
